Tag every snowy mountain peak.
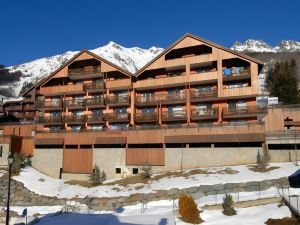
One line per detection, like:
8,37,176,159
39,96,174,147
231,39,300,53
231,39,275,53
4,42,163,97
275,40,300,52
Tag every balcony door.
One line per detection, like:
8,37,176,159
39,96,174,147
51,97,60,107
228,100,246,109
196,104,212,115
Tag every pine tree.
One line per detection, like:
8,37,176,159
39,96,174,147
179,194,203,224
89,164,101,185
265,59,299,104
222,194,237,216
141,161,152,179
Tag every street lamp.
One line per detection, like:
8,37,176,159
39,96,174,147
6,153,14,225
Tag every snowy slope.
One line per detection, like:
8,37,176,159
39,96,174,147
5,42,163,97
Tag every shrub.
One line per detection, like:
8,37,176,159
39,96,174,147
222,194,237,216
89,164,106,185
257,150,267,170
179,194,202,224
11,153,27,175
140,161,152,179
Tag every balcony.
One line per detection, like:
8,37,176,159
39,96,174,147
23,104,35,111
39,84,84,96
64,99,85,109
85,114,105,124
135,95,158,107
135,112,158,123
106,79,131,90
5,105,22,111
85,97,105,108
161,110,187,122
36,100,62,110
190,89,218,102
222,106,267,119
83,81,105,92
23,98,34,103
37,116,63,125
159,92,186,105
23,112,35,119
190,108,219,121
222,86,258,98
222,67,251,82
106,112,130,123
106,95,130,107
64,115,85,124
68,66,103,80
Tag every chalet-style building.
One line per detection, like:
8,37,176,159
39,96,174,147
0,33,300,179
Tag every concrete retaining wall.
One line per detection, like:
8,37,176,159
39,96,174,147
32,148,63,178
0,144,9,167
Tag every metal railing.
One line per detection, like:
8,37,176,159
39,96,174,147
223,106,267,116
190,108,218,120
106,95,130,105
135,112,158,122
36,116,63,124
106,113,130,122
36,100,62,108
64,99,85,108
85,98,105,106
85,114,105,123
161,110,187,121
64,115,85,123
190,89,217,99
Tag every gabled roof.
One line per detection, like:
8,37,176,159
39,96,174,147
135,33,265,77
20,50,133,97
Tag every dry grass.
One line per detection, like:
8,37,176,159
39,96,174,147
248,165,280,173
64,180,95,188
265,216,300,225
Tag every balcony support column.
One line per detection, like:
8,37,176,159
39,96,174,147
186,86,190,124
130,89,135,126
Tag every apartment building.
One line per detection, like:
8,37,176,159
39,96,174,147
1,33,300,180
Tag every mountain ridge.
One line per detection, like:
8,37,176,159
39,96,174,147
2,38,300,99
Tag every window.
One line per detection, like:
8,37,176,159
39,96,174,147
71,125,82,131
116,168,121,174
91,125,102,130
0,146,2,157
132,168,139,174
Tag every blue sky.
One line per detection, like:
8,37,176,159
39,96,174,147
0,0,299,66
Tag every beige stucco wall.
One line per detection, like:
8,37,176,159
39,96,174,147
61,173,89,181
269,150,300,163
32,148,63,178
0,144,9,167
93,148,126,178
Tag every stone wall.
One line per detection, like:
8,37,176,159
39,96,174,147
0,176,288,211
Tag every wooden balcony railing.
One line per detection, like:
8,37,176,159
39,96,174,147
85,114,105,123
161,110,187,122
190,89,218,101
222,106,267,118
36,100,62,109
64,99,85,108
39,84,84,95
106,95,130,106
85,97,105,107
69,66,102,77
190,108,219,120
5,105,22,111
23,112,35,119
64,115,85,123
106,113,130,122
222,67,251,81
83,82,105,91
135,112,158,123
23,98,34,103
106,79,132,90
23,104,35,111
37,116,63,124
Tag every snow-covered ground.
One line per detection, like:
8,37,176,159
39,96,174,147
5,201,291,225
12,162,299,199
